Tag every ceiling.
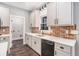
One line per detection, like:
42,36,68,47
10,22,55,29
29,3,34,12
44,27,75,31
2,2,46,11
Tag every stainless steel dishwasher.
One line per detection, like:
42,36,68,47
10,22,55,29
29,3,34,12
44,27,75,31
41,39,54,56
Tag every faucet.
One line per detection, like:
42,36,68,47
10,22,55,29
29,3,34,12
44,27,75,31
41,30,44,35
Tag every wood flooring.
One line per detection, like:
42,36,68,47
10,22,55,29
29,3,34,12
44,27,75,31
8,39,39,56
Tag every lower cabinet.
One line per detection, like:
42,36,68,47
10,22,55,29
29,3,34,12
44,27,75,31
0,41,8,56
54,49,70,56
25,34,41,55
25,34,32,47
54,43,71,56
31,36,41,55
25,34,74,56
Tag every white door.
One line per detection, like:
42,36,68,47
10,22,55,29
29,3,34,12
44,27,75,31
10,15,25,41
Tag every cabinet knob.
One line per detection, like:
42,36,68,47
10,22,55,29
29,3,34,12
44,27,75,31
60,46,64,49
34,41,36,44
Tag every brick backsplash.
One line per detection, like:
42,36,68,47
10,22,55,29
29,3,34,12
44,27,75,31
50,25,76,39
0,26,9,34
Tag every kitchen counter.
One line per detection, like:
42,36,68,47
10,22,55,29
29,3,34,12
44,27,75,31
0,34,10,38
26,32,76,47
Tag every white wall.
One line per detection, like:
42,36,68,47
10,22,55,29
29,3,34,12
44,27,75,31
74,2,79,56
0,3,30,32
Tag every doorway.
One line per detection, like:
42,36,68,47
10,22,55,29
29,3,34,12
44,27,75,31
10,15,25,47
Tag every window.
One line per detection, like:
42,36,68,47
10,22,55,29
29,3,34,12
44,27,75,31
41,16,48,30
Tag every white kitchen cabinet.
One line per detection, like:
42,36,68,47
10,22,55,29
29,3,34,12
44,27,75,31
54,49,70,56
31,36,41,55
30,10,40,27
0,41,8,56
25,34,32,47
30,11,35,27
47,2,57,26
54,42,71,56
57,2,73,25
47,2,73,25
0,7,10,26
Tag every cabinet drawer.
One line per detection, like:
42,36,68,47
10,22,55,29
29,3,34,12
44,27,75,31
54,49,70,56
55,43,71,53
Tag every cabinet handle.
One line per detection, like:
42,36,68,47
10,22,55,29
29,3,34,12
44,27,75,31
34,41,36,44
60,46,64,49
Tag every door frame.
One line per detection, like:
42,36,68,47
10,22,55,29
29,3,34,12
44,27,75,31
10,15,25,47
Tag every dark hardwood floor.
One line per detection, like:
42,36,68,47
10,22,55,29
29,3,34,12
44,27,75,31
8,39,39,56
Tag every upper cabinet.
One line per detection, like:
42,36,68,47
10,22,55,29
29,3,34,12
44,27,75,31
0,7,10,26
47,2,73,26
57,2,73,25
47,2,57,25
30,10,40,27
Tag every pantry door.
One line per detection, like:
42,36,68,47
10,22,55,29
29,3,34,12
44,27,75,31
10,15,25,41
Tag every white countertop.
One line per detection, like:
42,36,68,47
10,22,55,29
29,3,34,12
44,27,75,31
0,34,10,43
26,32,76,47
0,34,10,38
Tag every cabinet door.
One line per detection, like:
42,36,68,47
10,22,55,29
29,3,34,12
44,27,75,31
0,42,8,56
30,10,40,27
35,10,40,27
25,35,32,47
25,34,29,45
28,35,32,47
47,2,57,26
31,37,36,50
57,2,73,25
30,11,35,27
54,49,70,56
34,37,41,55
31,36,41,55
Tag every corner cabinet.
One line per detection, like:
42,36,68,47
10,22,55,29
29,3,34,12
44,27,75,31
47,2,73,26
